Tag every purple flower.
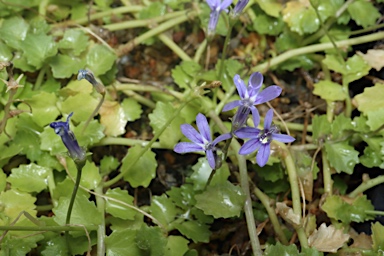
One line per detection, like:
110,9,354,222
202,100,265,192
50,112,86,161
223,72,282,131
234,109,295,167
231,0,249,18
206,0,233,37
174,113,231,169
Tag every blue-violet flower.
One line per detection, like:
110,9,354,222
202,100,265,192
223,72,282,131
235,109,295,167
50,112,86,161
230,0,249,18
174,113,231,169
206,0,233,37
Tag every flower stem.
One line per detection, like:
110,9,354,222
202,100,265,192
217,23,234,81
95,185,106,256
103,98,195,188
348,175,384,198
322,149,333,195
158,33,192,61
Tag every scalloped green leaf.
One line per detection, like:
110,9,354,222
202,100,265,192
256,0,282,17
282,2,319,35
324,141,359,174
135,225,167,256
0,169,6,192
67,160,101,190
105,229,141,255
313,80,347,102
49,54,85,79
149,101,185,148
99,100,129,137
189,157,230,190
171,61,201,89
105,188,136,220
195,181,245,218
40,125,66,156
86,44,116,76
354,83,384,131
21,33,58,69
372,222,384,252
121,145,157,188
265,242,300,256
60,93,99,123
75,120,105,147
165,236,189,256
0,16,29,50
348,0,381,28
7,164,50,193
121,98,142,122
173,220,211,243
149,194,179,225
100,156,120,174
58,29,88,55
0,189,36,222
0,41,12,62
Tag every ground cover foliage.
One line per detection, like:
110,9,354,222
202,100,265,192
1,0,384,255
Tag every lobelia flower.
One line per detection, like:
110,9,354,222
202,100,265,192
174,113,231,169
223,72,282,131
206,0,233,37
50,112,86,162
235,109,295,167
230,0,249,18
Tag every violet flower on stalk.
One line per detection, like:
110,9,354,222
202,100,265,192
50,112,86,162
206,0,233,37
230,0,249,18
223,72,282,131
174,113,231,169
235,109,295,167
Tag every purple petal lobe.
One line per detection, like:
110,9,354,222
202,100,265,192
248,72,263,91
250,107,260,127
208,10,220,36
206,149,216,169
180,124,203,144
196,113,211,142
264,109,274,130
232,106,250,130
220,0,233,9
257,144,270,167
234,74,247,99
174,142,203,153
212,133,232,145
235,127,260,139
272,133,295,143
222,100,241,112
206,0,218,9
254,85,282,104
238,139,262,155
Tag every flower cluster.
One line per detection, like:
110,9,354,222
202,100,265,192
174,72,295,168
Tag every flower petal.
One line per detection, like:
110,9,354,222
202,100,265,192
254,85,282,104
212,132,232,145
248,72,263,92
220,0,233,9
208,10,220,36
233,74,247,99
232,106,250,130
264,109,274,130
238,139,261,155
222,100,242,112
272,133,295,143
206,149,216,169
257,144,270,167
250,107,260,127
206,0,218,9
196,113,211,142
180,124,203,144
174,142,203,153
235,127,260,139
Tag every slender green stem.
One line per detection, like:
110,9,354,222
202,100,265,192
34,65,48,90
343,80,352,117
104,98,195,188
276,141,308,248
36,205,53,211
217,23,234,81
95,137,166,149
252,32,384,72
365,210,384,217
348,175,384,198
120,90,156,108
0,225,95,232
116,10,199,57
209,111,262,256
95,185,106,256
322,148,332,195
115,82,183,99
253,186,289,245
158,33,192,61
194,39,207,63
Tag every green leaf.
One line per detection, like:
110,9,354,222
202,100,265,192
165,236,189,256
348,0,381,28
52,177,89,201
331,115,354,140
282,2,319,35
60,93,99,123
75,120,105,147
354,83,384,131
105,229,141,255
135,225,167,256
265,242,300,256
58,29,88,55
100,156,120,174
278,55,315,71
86,44,116,76
53,193,102,226
167,184,196,209
255,0,282,17
0,189,36,222
252,5,284,36
313,80,347,102
372,222,384,252
321,195,374,223
173,220,211,243
322,54,371,85
121,98,142,122
195,181,245,218
7,164,50,193
0,17,29,50
256,163,284,182
105,188,136,220
49,54,85,78
2,233,44,256
139,2,166,19
99,100,130,137
312,115,331,142
171,61,201,89
0,143,23,168
40,236,69,256
67,160,101,190
0,41,12,62
20,91,60,127
149,194,179,225
40,126,66,156
121,145,157,188
21,33,58,69
149,101,185,148
0,169,6,192
324,141,359,174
